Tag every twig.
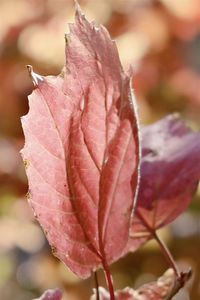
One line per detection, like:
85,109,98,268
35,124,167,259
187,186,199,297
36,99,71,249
166,269,192,300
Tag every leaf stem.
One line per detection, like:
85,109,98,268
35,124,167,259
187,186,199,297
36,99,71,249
153,231,180,278
94,272,100,300
136,211,180,278
102,260,115,300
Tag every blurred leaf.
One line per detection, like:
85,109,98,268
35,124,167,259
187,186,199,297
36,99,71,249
91,268,191,300
33,288,63,300
128,115,200,252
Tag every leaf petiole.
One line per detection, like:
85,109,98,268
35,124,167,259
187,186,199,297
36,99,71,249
102,260,115,300
136,211,180,278
153,231,180,278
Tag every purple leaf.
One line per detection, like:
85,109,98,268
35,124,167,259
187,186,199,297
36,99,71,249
128,114,200,252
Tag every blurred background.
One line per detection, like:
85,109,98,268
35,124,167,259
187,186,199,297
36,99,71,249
0,0,200,299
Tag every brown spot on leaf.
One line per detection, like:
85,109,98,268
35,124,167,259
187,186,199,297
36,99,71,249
23,159,30,170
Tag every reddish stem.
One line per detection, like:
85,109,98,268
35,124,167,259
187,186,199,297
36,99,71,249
102,260,115,300
136,211,180,278
154,231,180,278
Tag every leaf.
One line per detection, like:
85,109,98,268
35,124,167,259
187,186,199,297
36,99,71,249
33,289,62,300
128,114,200,252
91,269,191,300
21,4,140,278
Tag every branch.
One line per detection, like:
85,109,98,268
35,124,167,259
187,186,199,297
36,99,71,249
166,269,192,300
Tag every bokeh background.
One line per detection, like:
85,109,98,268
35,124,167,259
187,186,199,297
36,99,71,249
0,0,200,299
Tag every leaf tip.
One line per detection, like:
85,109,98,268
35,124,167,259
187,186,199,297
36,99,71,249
74,0,86,23
74,0,82,15
26,65,43,87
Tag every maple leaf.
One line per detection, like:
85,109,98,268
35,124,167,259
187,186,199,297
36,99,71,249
91,268,191,300
128,114,200,252
33,289,62,300
21,4,140,280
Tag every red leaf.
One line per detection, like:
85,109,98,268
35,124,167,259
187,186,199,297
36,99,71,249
33,289,62,300
21,5,140,278
91,269,189,300
128,114,200,252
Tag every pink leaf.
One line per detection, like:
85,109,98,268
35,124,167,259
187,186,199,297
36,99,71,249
33,289,62,300
21,4,140,278
91,269,189,300
128,114,200,252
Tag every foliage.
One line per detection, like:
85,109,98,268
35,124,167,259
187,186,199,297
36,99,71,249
21,4,200,299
